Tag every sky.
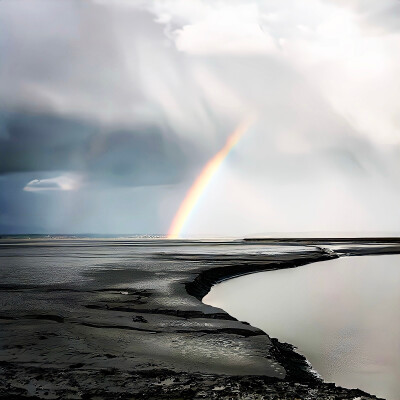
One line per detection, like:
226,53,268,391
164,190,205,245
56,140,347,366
1,0,400,236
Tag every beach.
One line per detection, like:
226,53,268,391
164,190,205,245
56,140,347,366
0,238,398,399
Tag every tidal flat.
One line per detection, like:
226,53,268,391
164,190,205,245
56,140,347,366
0,237,399,399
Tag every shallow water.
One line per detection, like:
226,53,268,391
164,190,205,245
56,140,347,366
204,255,400,400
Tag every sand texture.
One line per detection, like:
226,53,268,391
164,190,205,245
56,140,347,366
1,238,399,399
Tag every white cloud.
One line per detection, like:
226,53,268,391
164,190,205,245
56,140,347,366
171,4,276,55
24,175,81,192
145,0,400,145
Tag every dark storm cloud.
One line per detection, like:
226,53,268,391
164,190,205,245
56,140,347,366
0,0,226,184
0,111,94,173
1,0,400,235
0,110,190,186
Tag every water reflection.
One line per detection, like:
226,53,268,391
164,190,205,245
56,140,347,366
204,255,400,400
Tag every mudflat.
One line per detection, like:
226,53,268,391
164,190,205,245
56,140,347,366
0,238,398,399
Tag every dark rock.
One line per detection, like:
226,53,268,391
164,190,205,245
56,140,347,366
132,315,148,323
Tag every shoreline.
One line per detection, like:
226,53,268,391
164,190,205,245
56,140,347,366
186,246,338,384
1,239,399,398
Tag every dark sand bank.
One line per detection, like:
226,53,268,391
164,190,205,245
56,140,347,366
0,238,399,399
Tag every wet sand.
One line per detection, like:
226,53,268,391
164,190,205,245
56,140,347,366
0,238,399,399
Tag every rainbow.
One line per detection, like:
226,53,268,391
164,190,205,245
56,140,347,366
167,116,255,239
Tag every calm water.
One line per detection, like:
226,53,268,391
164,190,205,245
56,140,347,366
204,255,400,400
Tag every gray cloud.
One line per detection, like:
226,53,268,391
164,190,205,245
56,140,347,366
0,111,95,173
1,0,400,235
0,110,192,187
329,0,400,32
